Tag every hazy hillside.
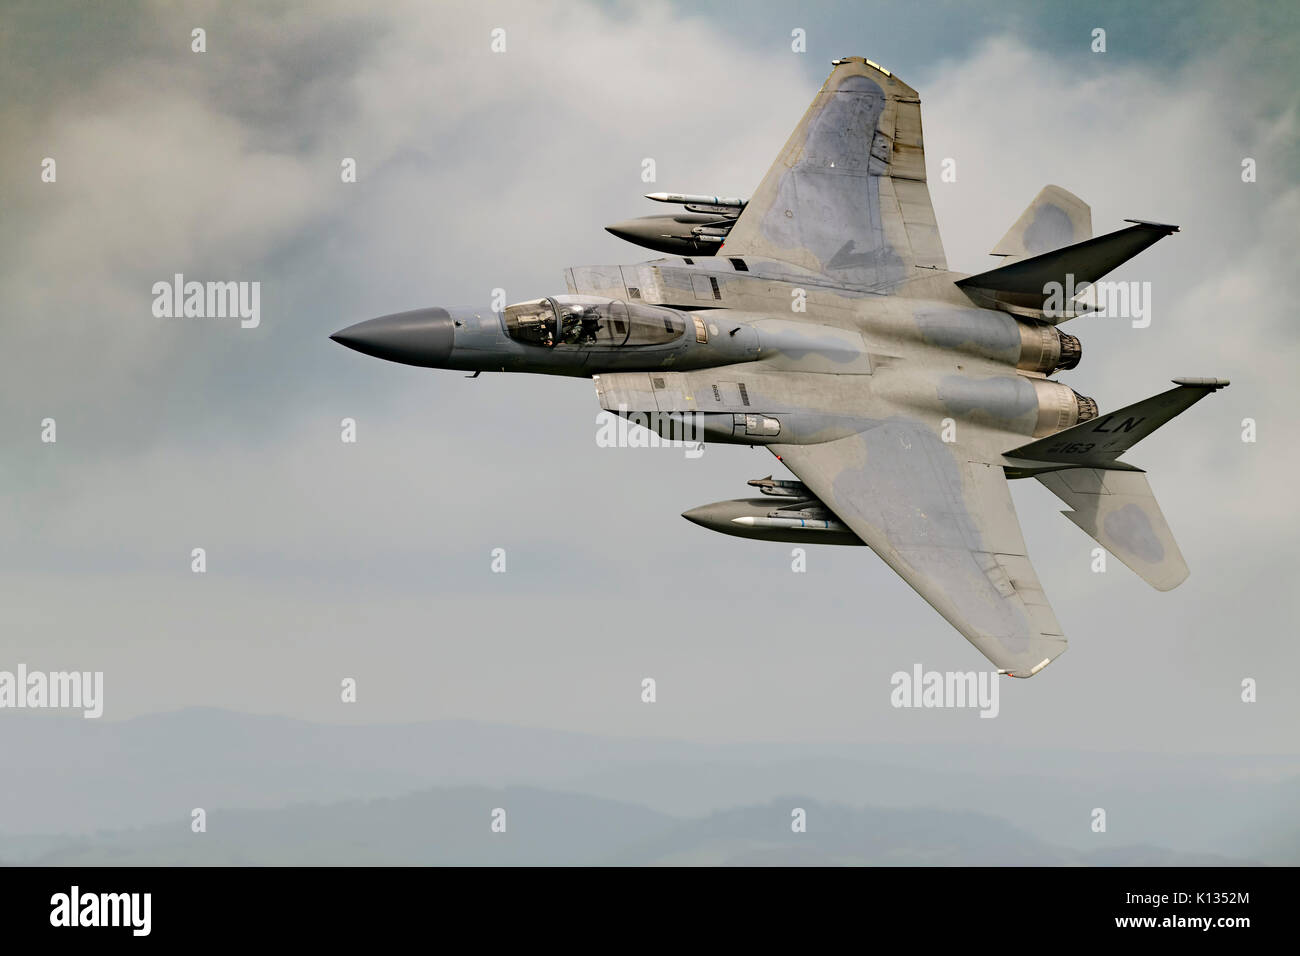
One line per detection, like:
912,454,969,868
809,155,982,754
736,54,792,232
15,787,671,866
1,708,1295,864
611,802,1258,867
6,791,1259,867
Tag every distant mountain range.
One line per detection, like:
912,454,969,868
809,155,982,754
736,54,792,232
0,708,1293,865
2,790,1259,867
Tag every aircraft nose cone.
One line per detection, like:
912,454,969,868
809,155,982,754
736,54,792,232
330,307,455,367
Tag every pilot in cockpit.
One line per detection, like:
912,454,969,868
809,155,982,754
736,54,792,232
559,304,601,346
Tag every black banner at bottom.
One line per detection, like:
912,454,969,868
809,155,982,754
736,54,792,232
0,865,1279,942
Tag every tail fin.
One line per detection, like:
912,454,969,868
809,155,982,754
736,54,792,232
1035,469,1189,590
990,185,1092,263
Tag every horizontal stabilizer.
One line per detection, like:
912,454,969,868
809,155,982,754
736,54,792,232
958,220,1179,322
1036,469,1189,590
1005,379,1228,471
990,185,1092,262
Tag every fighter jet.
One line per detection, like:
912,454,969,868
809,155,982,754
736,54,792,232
332,56,1227,678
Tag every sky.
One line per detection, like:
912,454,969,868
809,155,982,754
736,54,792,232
1,0,1297,756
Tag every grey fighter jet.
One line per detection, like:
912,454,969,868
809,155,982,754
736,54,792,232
332,57,1227,678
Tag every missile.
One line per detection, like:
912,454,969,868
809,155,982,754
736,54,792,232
645,192,747,209
684,203,743,215
733,515,851,533
747,475,811,498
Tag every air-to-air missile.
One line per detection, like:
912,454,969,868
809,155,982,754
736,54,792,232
605,192,747,256
644,193,747,213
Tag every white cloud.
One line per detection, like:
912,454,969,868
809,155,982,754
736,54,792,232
1,9,1296,748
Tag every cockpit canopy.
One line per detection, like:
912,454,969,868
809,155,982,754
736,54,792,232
503,295,685,348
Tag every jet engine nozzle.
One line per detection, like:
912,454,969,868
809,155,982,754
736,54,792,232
1016,319,1083,374
1030,379,1101,436
1056,332,1082,370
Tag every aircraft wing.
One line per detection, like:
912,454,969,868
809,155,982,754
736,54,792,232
720,56,946,290
771,424,1068,677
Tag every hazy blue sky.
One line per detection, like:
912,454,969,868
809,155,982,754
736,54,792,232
1,0,1296,757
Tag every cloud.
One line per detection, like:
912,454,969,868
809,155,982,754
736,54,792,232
1,4,1296,750
924,36,1300,537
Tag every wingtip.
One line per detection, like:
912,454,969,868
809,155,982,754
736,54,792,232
996,657,1054,679
1124,218,1180,234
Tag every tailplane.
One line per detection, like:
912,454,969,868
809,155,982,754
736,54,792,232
1006,378,1229,590
1035,469,1188,590
958,219,1179,321
1005,378,1229,472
